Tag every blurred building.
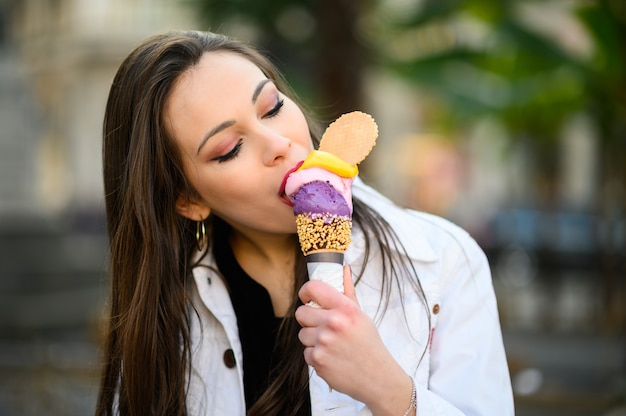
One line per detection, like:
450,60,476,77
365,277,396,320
0,1,198,414
2,0,198,216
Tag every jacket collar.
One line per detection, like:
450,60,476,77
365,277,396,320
191,252,241,344
351,177,438,263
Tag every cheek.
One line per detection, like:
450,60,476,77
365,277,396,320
194,166,258,208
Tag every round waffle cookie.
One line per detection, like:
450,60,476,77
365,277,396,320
318,111,378,165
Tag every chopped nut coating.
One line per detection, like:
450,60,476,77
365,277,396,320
295,213,352,255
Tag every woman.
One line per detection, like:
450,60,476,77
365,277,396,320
97,30,513,415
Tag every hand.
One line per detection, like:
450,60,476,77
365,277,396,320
295,266,414,415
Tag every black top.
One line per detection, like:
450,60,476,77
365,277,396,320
212,219,312,415
213,224,282,408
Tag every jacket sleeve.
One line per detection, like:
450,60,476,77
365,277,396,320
415,229,514,415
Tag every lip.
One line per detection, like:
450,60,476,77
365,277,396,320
278,160,304,206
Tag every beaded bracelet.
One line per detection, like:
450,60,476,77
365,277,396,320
403,377,417,416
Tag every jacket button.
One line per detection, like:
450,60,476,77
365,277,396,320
432,304,440,314
223,349,236,368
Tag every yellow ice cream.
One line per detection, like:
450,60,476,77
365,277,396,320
298,150,358,178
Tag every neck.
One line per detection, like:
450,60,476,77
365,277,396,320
228,228,299,317
229,229,297,268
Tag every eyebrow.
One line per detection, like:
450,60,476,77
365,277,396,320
252,79,271,104
196,79,272,155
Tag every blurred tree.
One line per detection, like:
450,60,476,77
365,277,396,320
190,0,623,199
383,0,625,205
189,0,374,122
382,0,625,328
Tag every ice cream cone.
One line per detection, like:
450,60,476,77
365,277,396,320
286,111,378,294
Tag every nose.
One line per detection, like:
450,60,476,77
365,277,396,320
261,129,292,166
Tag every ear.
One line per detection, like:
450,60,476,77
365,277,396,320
176,194,211,221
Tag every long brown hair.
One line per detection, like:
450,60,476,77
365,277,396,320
97,30,429,416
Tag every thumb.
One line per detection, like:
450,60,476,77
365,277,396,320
342,265,359,306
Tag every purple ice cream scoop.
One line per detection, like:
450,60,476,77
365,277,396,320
291,181,351,217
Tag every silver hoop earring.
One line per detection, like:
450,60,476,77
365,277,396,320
196,220,207,251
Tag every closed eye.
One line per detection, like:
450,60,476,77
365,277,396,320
264,98,284,119
211,139,243,163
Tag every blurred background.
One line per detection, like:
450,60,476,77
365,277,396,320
0,0,624,414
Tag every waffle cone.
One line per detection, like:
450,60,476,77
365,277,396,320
319,111,378,165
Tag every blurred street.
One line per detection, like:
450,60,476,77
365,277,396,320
506,329,625,416
0,217,624,415
0,217,106,415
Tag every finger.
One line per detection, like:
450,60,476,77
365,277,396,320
297,327,317,347
295,302,325,328
298,280,315,305
302,346,316,367
298,279,338,308
302,344,327,370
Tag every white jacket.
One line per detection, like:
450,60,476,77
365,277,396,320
186,179,514,415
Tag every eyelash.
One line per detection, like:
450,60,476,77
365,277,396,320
211,97,284,163
212,139,243,163
264,98,284,118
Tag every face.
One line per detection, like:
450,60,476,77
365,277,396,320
166,51,313,236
